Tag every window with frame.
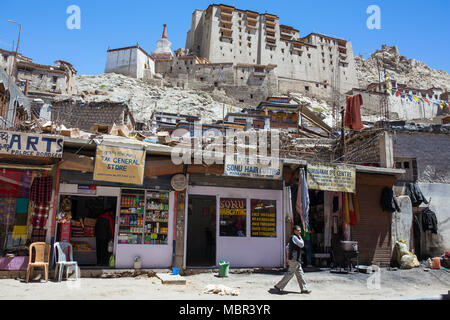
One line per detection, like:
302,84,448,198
219,198,246,237
251,199,276,237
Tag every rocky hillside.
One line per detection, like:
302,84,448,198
69,73,242,123
354,45,450,91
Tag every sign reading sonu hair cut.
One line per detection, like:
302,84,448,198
93,145,146,185
0,131,64,158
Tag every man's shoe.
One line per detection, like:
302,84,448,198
273,286,282,293
301,290,312,294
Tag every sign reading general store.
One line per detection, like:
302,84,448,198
93,145,146,185
0,131,64,158
307,162,356,193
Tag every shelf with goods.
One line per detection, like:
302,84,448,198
118,189,146,245
144,190,170,245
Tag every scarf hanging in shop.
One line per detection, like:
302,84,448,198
324,192,332,248
295,168,310,231
352,193,360,224
300,168,310,230
30,176,53,203
342,192,350,225
348,193,357,226
30,202,51,230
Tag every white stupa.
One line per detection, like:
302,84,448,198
152,24,173,59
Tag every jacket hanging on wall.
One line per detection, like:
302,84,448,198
406,183,429,207
421,208,438,234
380,187,401,213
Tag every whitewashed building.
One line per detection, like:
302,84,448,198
105,44,155,79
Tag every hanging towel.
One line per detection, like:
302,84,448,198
352,193,360,223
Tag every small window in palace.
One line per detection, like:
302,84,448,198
305,86,310,91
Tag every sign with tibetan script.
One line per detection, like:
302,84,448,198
307,162,356,193
224,155,282,180
219,198,246,216
0,131,63,158
94,145,146,185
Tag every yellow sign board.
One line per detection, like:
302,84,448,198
219,198,246,216
307,162,356,193
94,145,146,185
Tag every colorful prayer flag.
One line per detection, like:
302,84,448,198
408,95,413,102
396,91,401,97
413,96,419,102
419,97,425,103
423,98,430,104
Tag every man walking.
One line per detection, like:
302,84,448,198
274,225,311,294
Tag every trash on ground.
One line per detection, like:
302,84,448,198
203,284,239,296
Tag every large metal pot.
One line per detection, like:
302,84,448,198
340,241,358,252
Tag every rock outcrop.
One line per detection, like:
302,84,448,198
355,45,450,91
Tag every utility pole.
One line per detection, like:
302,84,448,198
8,20,22,79
340,106,346,162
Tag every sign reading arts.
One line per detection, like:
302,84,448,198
0,131,63,158
307,162,356,193
94,145,146,185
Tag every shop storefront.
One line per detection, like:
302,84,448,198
184,173,284,268
0,131,63,271
284,161,403,268
56,171,175,269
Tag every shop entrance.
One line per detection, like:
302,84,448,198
57,195,117,266
186,195,216,267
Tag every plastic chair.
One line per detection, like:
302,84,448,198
54,242,79,282
26,242,50,283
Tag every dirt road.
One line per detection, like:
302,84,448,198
0,267,448,300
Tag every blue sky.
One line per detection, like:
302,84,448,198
1,0,449,75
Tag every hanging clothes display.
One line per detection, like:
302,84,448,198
324,192,332,248
405,183,428,207
295,168,310,231
30,202,51,230
348,193,357,226
342,192,350,225
380,187,401,213
352,193,360,224
421,208,438,234
30,176,53,203
300,168,310,230
331,192,341,235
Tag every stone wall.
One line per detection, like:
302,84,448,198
51,100,132,131
393,132,450,183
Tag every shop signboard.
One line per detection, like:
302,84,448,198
77,185,97,195
171,174,188,191
224,155,282,180
219,198,246,216
93,145,146,185
0,130,63,158
251,199,277,238
306,162,356,193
